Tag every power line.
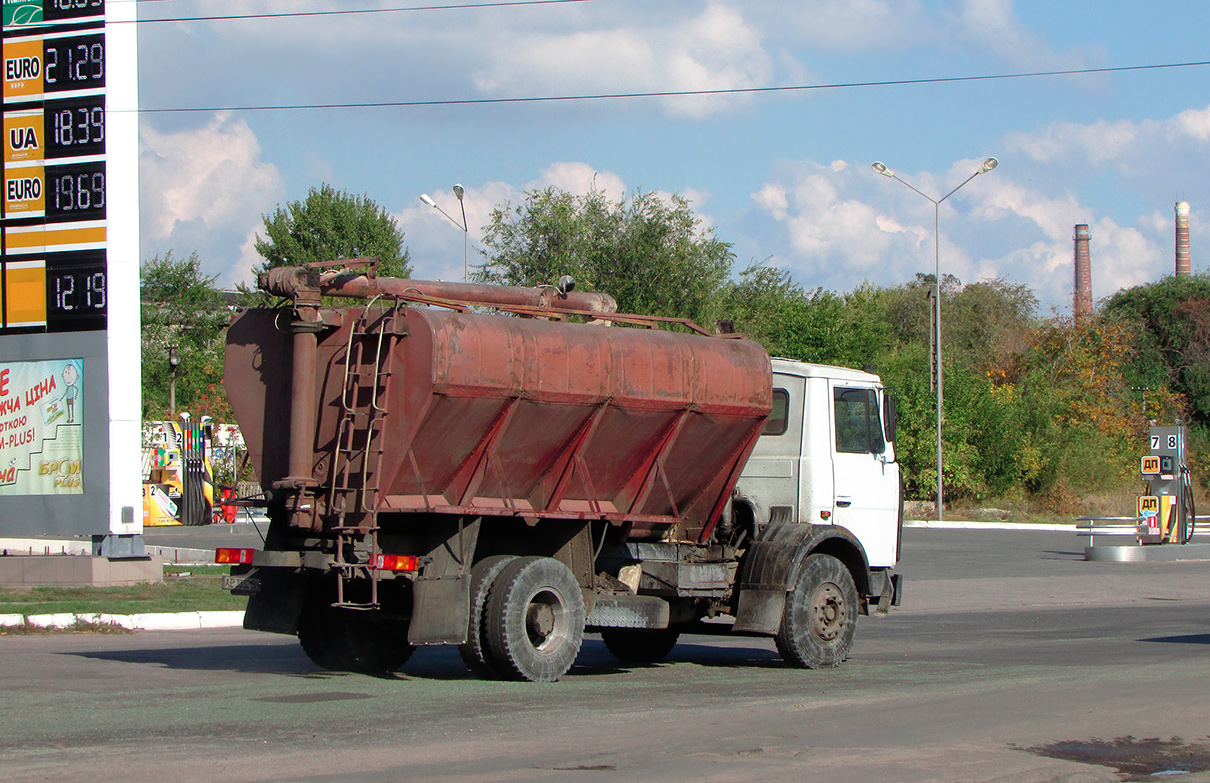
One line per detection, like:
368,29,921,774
135,59,1210,115
117,0,597,24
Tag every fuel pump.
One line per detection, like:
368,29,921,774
1138,425,1196,544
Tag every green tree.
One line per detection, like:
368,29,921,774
1102,273,1210,426
720,266,892,369
140,251,232,420
254,184,411,278
477,187,732,326
945,278,1038,375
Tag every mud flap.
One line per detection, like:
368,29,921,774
732,522,814,634
732,588,787,635
407,516,479,645
407,575,470,645
243,569,307,634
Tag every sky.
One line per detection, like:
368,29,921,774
134,0,1210,314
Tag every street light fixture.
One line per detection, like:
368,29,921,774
871,157,998,522
420,185,469,282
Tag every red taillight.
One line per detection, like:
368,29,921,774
371,554,420,572
216,547,255,564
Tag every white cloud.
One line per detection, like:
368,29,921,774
973,178,1085,241
749,161,896,285
1173,105,1210,141
747,152,1175,312
753,183,789,218
471,2,775,118
748,90,1210,311
529,163,626,203
757,0,925,51
233,228,265,288
140,113,284,286
945,0,1091,71
1005,119,1142,165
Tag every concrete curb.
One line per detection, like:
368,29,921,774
904,520,1078,532
0,610,246,631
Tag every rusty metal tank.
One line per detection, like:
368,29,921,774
225,286,771,543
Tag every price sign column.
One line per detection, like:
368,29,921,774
0,0,142,546
3,2,107,333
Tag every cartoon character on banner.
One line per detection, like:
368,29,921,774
62,363,79,424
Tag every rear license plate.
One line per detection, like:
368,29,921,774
222,574,261,594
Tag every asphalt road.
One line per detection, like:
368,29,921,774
3,527,1210,783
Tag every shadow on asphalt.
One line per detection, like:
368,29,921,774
67,637,786,679
1140,633,1210,645
1040,550,1086,560
70,644,350,678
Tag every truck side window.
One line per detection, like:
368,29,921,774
834,387,885,454
762,389,789,436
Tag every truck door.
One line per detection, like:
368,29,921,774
739,374,805,525
829,383,899,567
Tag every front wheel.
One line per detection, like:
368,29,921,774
774,553,858,669
484,556,585,682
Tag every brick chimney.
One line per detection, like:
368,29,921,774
1176,201,1192,277
1073,224,1092,318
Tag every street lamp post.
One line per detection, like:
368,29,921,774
167,345,181,418
871,157,998,522
420,185,469,281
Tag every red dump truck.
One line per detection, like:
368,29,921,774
219,264,902,682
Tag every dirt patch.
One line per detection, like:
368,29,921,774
1019,736,1210,780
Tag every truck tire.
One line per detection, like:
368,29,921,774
484,556,585,682
600,628,679,663
298,601,414,674
344,613,414,674
774,553,857,669
297,602,353,671
458,555,518,678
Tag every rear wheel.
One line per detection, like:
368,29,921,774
297,580,414,674
297,601,353,670
343,612,414,673
775,553,857,669
484,556,585,682
600,628,679,663
459,555,518,678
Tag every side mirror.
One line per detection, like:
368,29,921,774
883,391,898,443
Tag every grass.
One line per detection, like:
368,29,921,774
0,576,247,617
2,618,134,635
163,565,229,577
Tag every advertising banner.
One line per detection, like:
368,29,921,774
0,356,82,494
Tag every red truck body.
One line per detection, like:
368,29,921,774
225,299,771,543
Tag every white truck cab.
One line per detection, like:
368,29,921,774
736,359,902,568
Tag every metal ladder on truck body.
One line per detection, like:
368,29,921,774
327,305,406,609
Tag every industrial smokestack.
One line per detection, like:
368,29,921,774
1073,224,1093,318
1175,201,1191,277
